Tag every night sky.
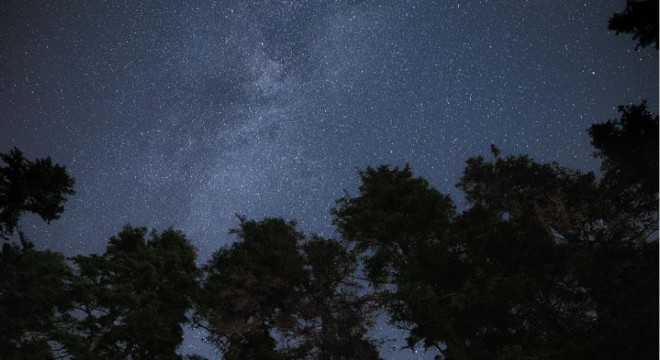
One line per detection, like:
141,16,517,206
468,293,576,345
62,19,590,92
1,1,657,358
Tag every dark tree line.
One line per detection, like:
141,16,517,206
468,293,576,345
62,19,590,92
332,100,657,359
1,100,656,359
1,3,657,359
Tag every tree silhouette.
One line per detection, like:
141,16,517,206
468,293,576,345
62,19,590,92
197,217,307,359
296,236,381,360
0,148,75,358
197,217,380,359
0,147,75,239
608,0,659,49
0,239,72,358
61,226,198,359
332,105,658,359
332,165,455,286
589,101,659,239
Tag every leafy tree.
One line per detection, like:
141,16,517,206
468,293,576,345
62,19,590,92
455,153,605,359
608,0,659,49
457,147,603,243
197,217,380,359
0,237,72,359
575,103,659,360
332,165,455,286
332,165,583,358
0,147,208,359
197,217,307,359
296,236,381,360
0,147,75,239
333,125,657,359
332,166,479,357
588,102,659,240
0,147,75,358
61,225,198,359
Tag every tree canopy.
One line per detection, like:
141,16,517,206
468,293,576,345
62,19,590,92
196,217,380,359
0,239,72,358
329,101,658,359
608,0,659,49
61,226,198,359
0,147,75,239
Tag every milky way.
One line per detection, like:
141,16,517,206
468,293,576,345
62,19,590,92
1,1,657,358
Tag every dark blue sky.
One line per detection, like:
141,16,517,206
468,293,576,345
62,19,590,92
1,0,657,358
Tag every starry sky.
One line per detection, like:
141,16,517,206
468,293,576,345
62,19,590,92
0,0,657,358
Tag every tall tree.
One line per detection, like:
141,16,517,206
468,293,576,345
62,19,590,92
197,217,380,359
0,147,75,358
0,147,75,239
296,236,381,360
332,166,495,358
0,238,72,358
582,103,659,360
197,217,307,359
333,134,657,359
62,226,198,359
588,102,659,240
456,152,608,359
602,2,659,352
332,165,455,285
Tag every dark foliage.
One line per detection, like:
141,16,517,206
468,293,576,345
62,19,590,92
331,103,658,359
62,226,198,359
297,236,381,360
197,217,380,359
197,217,306,358
0,147,75,239
332,165,455,285
608,0,659,49
0,238,72,358
589,102,659,239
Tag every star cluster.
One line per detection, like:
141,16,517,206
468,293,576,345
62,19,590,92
0,1,656,358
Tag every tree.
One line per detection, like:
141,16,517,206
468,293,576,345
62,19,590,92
455,152,607,359
608,0,659,49
333,132,657,359
457,148,602,243
61,226,198,359
582,102,659,360
197,217,381,359
197,217,307,359
0,237,72,359
0,147,75,358
0,147,75,239
588,102,659,240
332,165,455,285
296,236,381,360
333,166,494,358
0,147,209,359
